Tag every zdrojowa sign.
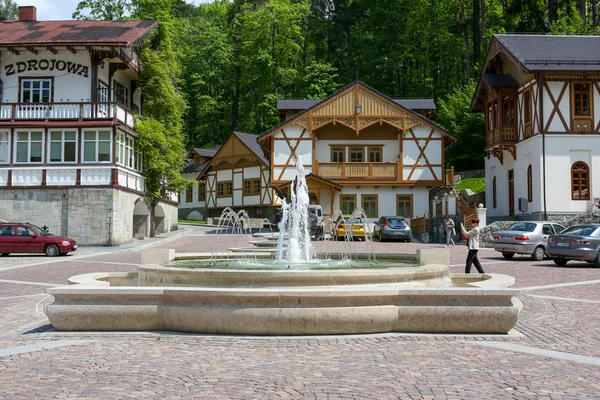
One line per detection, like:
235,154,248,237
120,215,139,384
4,60,89,78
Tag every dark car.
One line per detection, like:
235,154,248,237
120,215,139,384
373,216,411,242
0,223,78,256
546,224,600,267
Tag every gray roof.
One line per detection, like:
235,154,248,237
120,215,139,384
277,98,436,111
496,34,600,71
192,147,220,157
233,132,270,167
183,160,210,174
482,74,519,87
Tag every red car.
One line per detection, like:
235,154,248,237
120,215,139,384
0,223,78,256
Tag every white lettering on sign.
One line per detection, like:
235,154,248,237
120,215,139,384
4,60,89,78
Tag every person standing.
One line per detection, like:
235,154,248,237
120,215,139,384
460,217,484,274
444,215,455,246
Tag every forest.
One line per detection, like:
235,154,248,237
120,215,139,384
3,0,600,171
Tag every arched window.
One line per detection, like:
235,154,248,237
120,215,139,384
492,177,497,209
527,165,533,202
572,162,590,200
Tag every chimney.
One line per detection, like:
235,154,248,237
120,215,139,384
18,6,37,22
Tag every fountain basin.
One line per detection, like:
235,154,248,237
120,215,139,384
46,249,520,335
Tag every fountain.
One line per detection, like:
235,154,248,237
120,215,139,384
45,158,520,335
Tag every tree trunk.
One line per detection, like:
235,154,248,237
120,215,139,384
481,0,486,57
473,0,481,67
344,25,357,80
579,0,587,25
460,0,471,83
149,198,159,238
548,0,556,25
593,0,598,26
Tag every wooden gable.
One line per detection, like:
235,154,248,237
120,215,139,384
199,134,266,178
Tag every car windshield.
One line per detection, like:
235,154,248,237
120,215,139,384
388,219,406,228
506,222,537,232
560,225,600,236
29,225,52,236
341,217,362,224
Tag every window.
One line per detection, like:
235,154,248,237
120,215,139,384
83,130,111,162
49,130,77,163
198,182,206,202
396,194,413,218
573,83,591,116
349,146,364,163
126,136,134,168
116,133,125,165
243,178,260,195
527,165,533,202
0,131,9,163
571,161,590,200
113,80,128,106
340,194,356,215
21,78,51,103
368,147,382,162
524,90,531,124
361,194,378,218
492,100,498,129
217,181,232,197
493,176,497,208
186,188,193,203
331,147,344,163
98,81,109,115
135,149,143,172
502,97,515,126
15,131,43,163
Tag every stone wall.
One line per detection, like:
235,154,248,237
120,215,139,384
0,187,178,246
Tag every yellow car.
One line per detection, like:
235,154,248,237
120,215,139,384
333,216,366,241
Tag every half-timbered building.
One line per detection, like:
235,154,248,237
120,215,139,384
179,147,219,220
196,132,274,220
0,6,178,245
472,34,600,218
258,81,457,222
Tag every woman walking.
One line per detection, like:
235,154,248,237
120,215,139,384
460,217,485,274
444,215,455,246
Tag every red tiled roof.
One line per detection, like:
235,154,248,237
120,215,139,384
0,20,158,47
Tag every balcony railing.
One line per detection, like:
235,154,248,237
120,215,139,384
486,126,516,147
0,102,136,129
318,162,397,179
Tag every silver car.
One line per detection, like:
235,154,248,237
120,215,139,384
492,221,566,261
546,224,600,267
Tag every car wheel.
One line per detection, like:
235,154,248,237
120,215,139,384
532,246,546,261
0,253,9,257
45,244,59,257
502,252,515,260
594,253,600,268
553,258,568,266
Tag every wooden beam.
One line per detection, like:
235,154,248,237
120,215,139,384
26,46,38,55
8,47,19,56
66,46,77,54
46,46,58,55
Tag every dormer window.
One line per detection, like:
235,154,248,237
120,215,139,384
21,78,52,103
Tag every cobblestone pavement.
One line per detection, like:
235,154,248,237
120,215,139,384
1,229,599,399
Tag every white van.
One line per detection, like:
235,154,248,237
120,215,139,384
307,205,323,225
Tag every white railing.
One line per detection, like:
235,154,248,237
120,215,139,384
117,168,145,192
0,102,136,129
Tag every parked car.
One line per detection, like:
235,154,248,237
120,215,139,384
332,215,365,241
373,216,412,242
492,221,565,261
307,212,324,241
0,222,78,256
546,224,600,267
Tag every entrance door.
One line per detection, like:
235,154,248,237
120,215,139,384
508,169,514,216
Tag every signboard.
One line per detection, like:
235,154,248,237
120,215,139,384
4,60,89,77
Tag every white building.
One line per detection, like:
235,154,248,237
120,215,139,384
0,6,178,245
472,34,600,219
179,147,219,220
192,81,457,224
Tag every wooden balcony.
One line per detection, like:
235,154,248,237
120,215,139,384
486,126,516,148
318,162,397,180
0,102,136,129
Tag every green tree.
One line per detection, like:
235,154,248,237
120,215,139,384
72,0,132,20
436,83,486,171
0,0,18,20
136,21,189,237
